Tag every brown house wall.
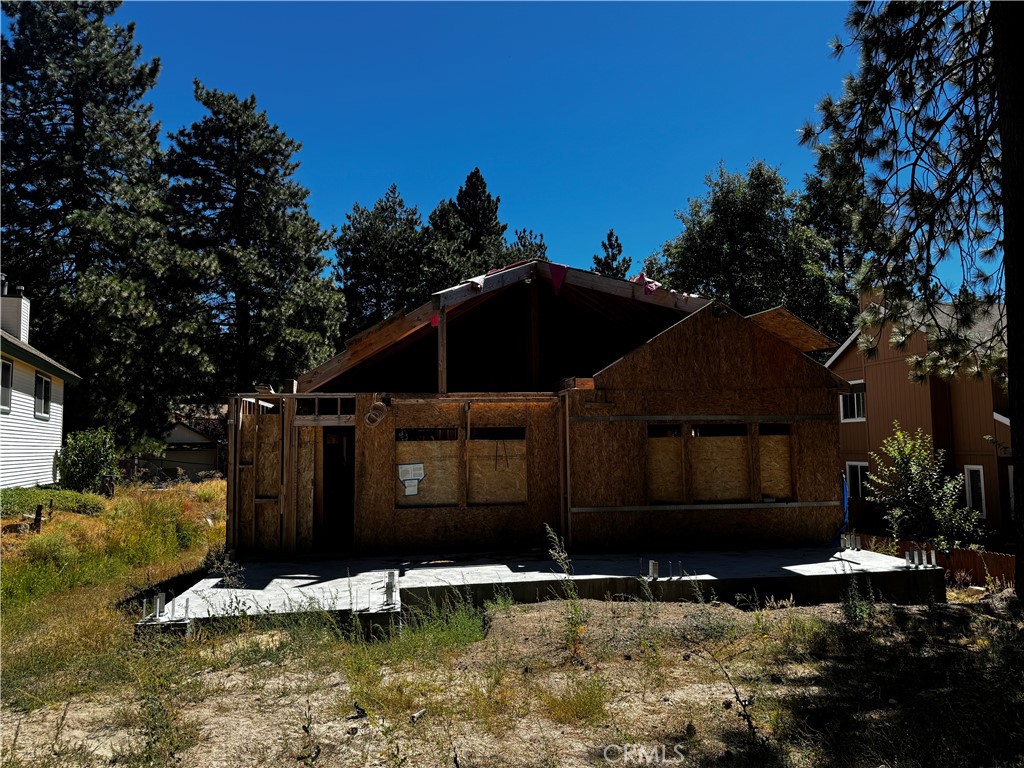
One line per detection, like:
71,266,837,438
566,308,843,550
830,326,1011,534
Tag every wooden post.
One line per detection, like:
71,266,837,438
282,397,296,553
749,423,762,503
460,402,470,507
226,398,237,549
530,280,540,389
437,308,448,394
681,422,693,504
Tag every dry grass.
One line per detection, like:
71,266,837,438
3,501,1023,767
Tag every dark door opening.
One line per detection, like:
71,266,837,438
321,426,355,552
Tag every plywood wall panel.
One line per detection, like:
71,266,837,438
255,414,281,498
570,420,646,508
395,440,460,507
237,466,255,552
760,436,792,499
255,499,279,552
647,437,683,503
690,437,749,502
468,440,527,504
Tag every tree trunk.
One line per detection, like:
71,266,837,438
990,1,1024,597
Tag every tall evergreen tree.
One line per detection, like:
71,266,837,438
423,167,509,284
507,228,548,262
166,82,344,395
591,229,631,278
2,1,209,445
802,1,1023,593
335,185,425,334
653,161,855,342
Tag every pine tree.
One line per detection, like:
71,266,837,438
591,229,631,278
507,228,548,262
335,185,426,333
2,1,209,446
653,162,855,342
423,167,509,284
802,1,1023,594
166,82,344,395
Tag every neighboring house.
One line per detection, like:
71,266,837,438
826,301,1012,539
156,422,220,479
0,278,81,489
224,260,845,558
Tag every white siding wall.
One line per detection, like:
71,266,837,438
0,356,64,488
0,296,31,342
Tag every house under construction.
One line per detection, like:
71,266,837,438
225,260,845,557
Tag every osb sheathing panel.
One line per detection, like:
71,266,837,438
594,306,840,417
468,440,527,504
647,437,683,503
793,421,839,501
255,499,279,552
295,426,316,550
395,440,460,507
570,420,647,508
237,466,255,552
690,437,749,502
354,397,559,552
255,414,281,498
759,436,792,499
571,505,842,550
238,412,255,465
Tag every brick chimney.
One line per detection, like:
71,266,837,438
0,274,31,343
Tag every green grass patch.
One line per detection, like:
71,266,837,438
0,487,105,518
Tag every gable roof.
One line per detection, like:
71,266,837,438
745,306,838,353
0,329,81,383
298,260,711,392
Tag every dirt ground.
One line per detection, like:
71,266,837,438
2,595,1022,768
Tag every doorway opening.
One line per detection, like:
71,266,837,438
321,426,355,552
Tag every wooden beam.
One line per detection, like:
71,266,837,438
297,303,435,392
431,261,538,311
437,306,448,394
530,279,540,389
535,261,711,314
749,423,762,503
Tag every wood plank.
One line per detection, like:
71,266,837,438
296,427,315,551
431,261,538,310
226,398,237,549
255,499,280,552
238,465,255,553
281,399,296,553
438,307,448,394
537,261,711,314
293,415,357,427
255,413,282,499
749,424,763,503
313,427,324,538
239,411,255,465
747,306,838,353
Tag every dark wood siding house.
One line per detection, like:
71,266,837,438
826,301,1012,539
226,261,845,557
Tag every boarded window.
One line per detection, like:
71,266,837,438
395,428,460,507
468,427,527,504
690,423,749,502
647,424,683,503
759,424,792,500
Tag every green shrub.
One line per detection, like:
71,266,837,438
868,423,985,549
0,486,105,518
55,428,119,493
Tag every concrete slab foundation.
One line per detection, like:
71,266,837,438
134,546,945,635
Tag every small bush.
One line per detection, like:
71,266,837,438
540,675,608,725
56,428,119,493
0,486,105,518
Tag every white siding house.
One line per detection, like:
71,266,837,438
0,283,81,489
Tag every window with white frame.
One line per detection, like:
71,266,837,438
846,462,870,500
1,359,11,413
840,381,866,422
964,465,986,518
34,372,51,420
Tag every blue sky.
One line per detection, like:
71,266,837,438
119,1,853,272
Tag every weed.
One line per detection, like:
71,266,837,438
540,673,608,725
841,576,877,625
545,524,589,664
296,700,322,768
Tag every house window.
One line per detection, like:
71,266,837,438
759,424,792,500
840,381,866,422
847,462,870,500
647,423,684,503
1,359,11,413
964,465,986,518
34,373,51,420
690,423,750,502
395,427,459,507
468,426,527,504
